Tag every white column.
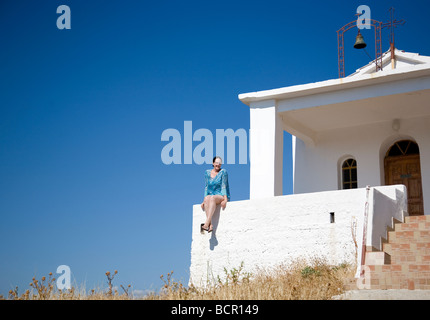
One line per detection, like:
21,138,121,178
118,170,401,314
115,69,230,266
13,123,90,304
418,137,430,215
249,100,283,199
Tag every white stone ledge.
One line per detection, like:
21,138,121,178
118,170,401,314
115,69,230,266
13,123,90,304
189,185,407,287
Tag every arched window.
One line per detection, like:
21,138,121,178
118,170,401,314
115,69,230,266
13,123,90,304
342,158,357,189
386,140,419,157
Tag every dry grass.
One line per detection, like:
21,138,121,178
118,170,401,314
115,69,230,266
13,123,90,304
148,257,355,300
2,270,133,300
1,257,355,300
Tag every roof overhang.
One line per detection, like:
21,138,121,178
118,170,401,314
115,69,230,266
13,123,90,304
239,63,430,145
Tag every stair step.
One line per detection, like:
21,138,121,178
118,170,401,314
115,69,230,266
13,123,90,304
365,251,391,265
405,215,430,223
361,272,430,290
388,230,430,242
395,221,430,231
345,274,430,290
383,242,430,254
351,214,430,290
391,255,430,265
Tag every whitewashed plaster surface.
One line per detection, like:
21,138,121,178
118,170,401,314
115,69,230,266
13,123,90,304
293,116,430,212
241,50,430,214
189,185,407,287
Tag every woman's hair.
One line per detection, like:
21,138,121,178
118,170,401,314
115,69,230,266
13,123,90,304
213,156,222,163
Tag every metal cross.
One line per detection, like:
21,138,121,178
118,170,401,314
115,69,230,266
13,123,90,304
382,7,406,47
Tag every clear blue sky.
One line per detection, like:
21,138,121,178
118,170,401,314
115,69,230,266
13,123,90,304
1,0,429,296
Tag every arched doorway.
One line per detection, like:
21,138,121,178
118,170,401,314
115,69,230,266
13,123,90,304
384,140,424,216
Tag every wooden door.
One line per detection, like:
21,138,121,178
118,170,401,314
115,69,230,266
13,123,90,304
384,154,423,216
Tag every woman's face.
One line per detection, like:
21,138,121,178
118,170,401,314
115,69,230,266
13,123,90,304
213,159,222,171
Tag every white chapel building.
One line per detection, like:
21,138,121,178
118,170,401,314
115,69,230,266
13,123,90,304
240,48,430,216
189,48,430,286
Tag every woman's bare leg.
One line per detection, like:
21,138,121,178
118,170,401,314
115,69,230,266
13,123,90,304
202,196,211,229
203,195,224,230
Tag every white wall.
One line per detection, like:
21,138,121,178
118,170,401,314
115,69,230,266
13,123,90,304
367,185,407,251
189,186,407,287
189,188,367,287
293,116,430,214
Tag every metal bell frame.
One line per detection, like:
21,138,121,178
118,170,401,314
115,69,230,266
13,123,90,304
337,19,383,78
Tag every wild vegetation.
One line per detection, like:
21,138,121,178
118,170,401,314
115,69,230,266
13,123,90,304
1,257,355,300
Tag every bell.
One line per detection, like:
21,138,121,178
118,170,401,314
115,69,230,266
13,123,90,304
354,30,367,49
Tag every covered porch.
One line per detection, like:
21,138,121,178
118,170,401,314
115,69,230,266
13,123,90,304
239,51,430,214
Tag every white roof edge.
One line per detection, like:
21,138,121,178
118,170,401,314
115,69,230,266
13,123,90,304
239,50,430,106
348,48,430,77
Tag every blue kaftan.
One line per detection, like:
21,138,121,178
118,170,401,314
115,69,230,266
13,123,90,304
204,168,230,201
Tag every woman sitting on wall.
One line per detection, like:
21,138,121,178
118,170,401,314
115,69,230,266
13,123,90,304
200,156,230,233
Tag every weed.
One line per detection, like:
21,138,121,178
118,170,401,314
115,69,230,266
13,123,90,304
301,266,321,278
149,257,354,300
105,270,118,296
3,256,355,300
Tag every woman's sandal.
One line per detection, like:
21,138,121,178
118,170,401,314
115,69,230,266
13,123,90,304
201,223,209,233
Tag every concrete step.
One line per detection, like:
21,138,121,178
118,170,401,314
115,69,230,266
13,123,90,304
387,230,430,243
395,220,430,231
405,215,430,224
364,275,430,290
364,265,430,290
383,242,430,258
344,270,430,290
348,214,430,291
390,253,430,265
365,251,391,265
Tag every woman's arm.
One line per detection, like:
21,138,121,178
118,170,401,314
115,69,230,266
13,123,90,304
220,170,229,209
220,195,228,209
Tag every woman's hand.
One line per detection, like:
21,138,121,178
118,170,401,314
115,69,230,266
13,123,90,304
201,202,205,211
221,199,227,209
